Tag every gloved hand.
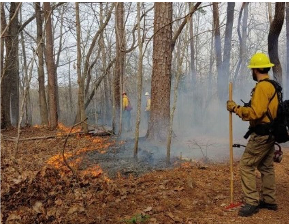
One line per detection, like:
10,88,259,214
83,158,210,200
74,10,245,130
227,100,237,112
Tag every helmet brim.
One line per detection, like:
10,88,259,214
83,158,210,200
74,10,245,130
248,63,275,68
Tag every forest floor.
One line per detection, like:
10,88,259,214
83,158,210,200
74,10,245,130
1,126,289,224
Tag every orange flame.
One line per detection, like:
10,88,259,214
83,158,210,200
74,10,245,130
46,134,113,179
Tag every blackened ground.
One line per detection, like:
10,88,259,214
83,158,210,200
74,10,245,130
83,136,180,178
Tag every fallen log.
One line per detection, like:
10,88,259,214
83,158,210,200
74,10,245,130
2,129,113,142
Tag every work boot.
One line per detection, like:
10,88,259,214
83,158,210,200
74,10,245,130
259,201,278,211
238,204,259,217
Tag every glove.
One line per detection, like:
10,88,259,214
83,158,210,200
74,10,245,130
227,100,238,112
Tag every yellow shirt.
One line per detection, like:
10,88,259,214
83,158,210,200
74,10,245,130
145,98,151,111
123,95,129,110
235,75,278,127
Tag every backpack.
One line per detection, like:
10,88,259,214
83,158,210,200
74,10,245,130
261,79,289,143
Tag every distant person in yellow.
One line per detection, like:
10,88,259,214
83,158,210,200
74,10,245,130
145,92,151,128
122,92,132,132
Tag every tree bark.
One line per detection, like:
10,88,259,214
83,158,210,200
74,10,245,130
75,2,88,133
147,3,172,141
167,39,185,164
1,2,20,128
221,2,235,100
44,2,58,129
134,2,144,158
0,2,7,129
20,7,32,126
268,2,285,84
113,2,125,134
234,3,249,81
35,2,49,126
189,2,196,86
100,3,110,125
213,3,223,101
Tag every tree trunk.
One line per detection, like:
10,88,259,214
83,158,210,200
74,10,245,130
35,2,49,126
167,39,185,164
44,2,58,129
113,2,125,134
134,2,143,158
234,3,249,81
20,8,32,126
268,2,285,84
213,3,223,101
286,3,289,97
221,2,235,100
147,3,172,141
208,20,214,97
75,2,88,133
1,2,20,128
268,3,273,24
68,57,73,114
100,3,109,125
0,2,7,129
189,3,196,86
239,3,248,80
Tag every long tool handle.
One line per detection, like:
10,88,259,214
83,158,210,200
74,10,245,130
229,82,234,203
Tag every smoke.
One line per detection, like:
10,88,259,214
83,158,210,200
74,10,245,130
121,71,259,163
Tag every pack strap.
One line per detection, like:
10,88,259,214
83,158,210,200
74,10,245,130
244,79,279,140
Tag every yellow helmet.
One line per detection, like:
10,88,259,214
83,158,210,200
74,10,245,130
248,53,274,68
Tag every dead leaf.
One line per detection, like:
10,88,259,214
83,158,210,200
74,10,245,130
68,205,85,214
12,175,23,184
174,186,184,191
6,213,21,221
167,212,182,222
55,199,63,206
143,206,153,212
32,201,44,214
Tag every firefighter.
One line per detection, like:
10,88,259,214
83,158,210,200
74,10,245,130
122,92,132,131
145,92,151,127
227,53,278,217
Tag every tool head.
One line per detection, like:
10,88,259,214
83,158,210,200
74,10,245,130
225,202,243,211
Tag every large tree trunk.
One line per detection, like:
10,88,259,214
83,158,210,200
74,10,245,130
1,2,20,128
147,3,172,141
0,2,6,129
268,2,285,84
35,2,48,126
113,2,125,134
44,2,58,129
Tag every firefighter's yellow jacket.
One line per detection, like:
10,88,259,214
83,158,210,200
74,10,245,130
234,75,278,127
123,95,129,110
